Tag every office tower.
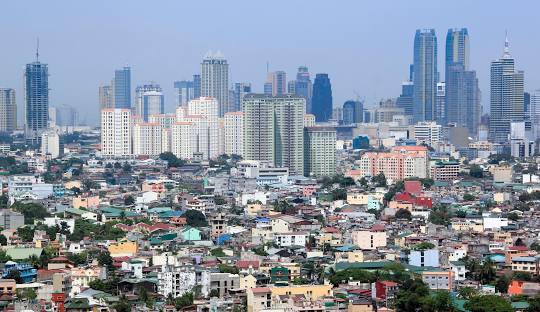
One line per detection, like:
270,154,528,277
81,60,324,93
56,104,78,127
510,121,535,158
99,83,114,110
174,80,195,107
193,74,201,99
41,129,61,158
48,107,57,128
135,83,164,121
412,29,438,122
101,108,132,157
25,59,49,144
312,74,333,122
172,97,219,160
287,80,296,94
0,89,16,133
342,100,364,125
304,127,336,177
201,51,229,117
489,36,525,143
242,94,305,175
435,82,446,123
114,67,131,109
263,82,273,95
133,122,163,156
397,81,414,116
233,83,252,113
294,66,313,113
524,92,531,114
445,28,469,73
530,90,540,140
267,71,286,96
224,112,243,156
446,65,480,136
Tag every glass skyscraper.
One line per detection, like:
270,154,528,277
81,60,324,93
201,51,229,117
114,67,131,109
412,29,438,123
489,37,525,143
25,61,49,144
294,66,313,113
312,73,333,122
174,80,195,107
233,82,252,112
342,100,363,125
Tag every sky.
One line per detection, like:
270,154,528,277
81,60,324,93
0,0,539,126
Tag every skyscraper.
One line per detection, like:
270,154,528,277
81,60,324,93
25,58,49,144
101,108,132,157
242,94,306,175
445,28,469,74
294,66,313,113
446,65,480,136
312,74,333,122
489,36,525,143
193,74,201,99
56,104,78,127
530,90,540,140
396,81,414,116
412,29,438,122
269,71,287,96
201,51,229,117
233,83,252,112
342,100,363,125
173,80,194,107
0,89,16,133
435,82,446,123
114,67,131,109
99,83,114,110
135,83,164,121
304,127,336,177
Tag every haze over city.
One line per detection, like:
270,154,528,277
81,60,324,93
0,0,539,125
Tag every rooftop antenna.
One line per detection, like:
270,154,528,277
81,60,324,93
266,61,269,73
503,29,511,58
36,37,40,62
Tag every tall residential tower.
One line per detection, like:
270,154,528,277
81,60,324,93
412,29,438,122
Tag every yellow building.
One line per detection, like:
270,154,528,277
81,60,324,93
451,221,483,233
247,284,333,312
240,274,257,290
73,196,100,209
334,250,365,263
108,240,138,257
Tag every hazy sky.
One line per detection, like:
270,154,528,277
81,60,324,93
1,0,539,126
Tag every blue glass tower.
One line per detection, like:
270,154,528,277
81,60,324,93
294,66,312,113
312,74,333,122
342,100,363,125
25,60,49,144
412,29,438,122
114,67,131,109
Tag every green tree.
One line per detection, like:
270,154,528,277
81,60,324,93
421,290,455,312
412,242,435,250
218,264,239,274
97,251,114,269
0,234,7,246
175,292,194,309
184,209,208,227
328,268,376,286
463,193,475,201
17,226,35,242
469,165,484,178
372,172,387,187
332,188,347,200
395,279,430,312
395,208,412,220
113,296,131,312
210,248,226,257
6,270,23,283
496,276,510,293
124,195,135,206
458,287,478,299
464,295,512,312
159,152,185,168
12,202,50,224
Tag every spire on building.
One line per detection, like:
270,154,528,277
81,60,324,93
503,30,511,58
35,37,40,62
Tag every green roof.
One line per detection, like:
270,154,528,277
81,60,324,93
65,208,90,215
4,247,43,260
65,298,91,309
100,207,138,217
511,301,530,309
334,261,392,271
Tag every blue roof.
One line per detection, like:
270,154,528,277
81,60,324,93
513,256,537,262
335,245,356,252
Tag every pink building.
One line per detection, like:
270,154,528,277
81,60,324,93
358,146,429,181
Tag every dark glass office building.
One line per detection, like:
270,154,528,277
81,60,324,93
114,67,131,109
312,74,333,122
25,61,49,144
412,29,438,122
342,100,363,125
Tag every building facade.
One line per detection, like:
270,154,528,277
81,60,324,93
312,74,333,122
304,127,336,177
413,29,438,123
201,51,229,116
0,89,16,133
101,109,132,157
25,61,49,144
114,67,131,109
224,112,243,156
135,84,164,121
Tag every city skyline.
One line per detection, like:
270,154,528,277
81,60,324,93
0,1,539,125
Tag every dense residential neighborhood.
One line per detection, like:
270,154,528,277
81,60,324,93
0,131,539,312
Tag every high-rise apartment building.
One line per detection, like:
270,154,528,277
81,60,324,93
114,67,131,109
342,100,363,125
172,97,219,160
359,146,429,181
224,112,243,156
133,122,163,156
312,74,333,122
174,80,194,107
201,51,229,116
304,127,336,177
242,94,306,175
41,129,61,158
0,89,16,133
413,29,438,122
25,60,49,144
489,36,525,143
233,83,252,113
101,108,132,157
414,121,441,147
135,84,164,121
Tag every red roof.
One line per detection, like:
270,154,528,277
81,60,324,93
370,224,386,232
508,246,528,251
236,260,260,269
